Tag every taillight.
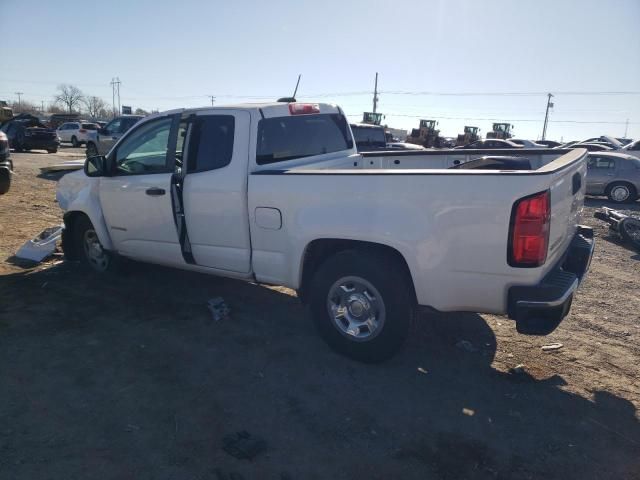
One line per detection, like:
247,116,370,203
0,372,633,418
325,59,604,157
79,129,87,133
508,190,550,267
288,103,320,115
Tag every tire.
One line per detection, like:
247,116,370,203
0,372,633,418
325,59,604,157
47,148,58,154
0,170,10,194
309,249,413,363
73,215,113,273
606,182,637,204
71,135,79,147
13,133,24,152
619,217,640,250
86,142,98,158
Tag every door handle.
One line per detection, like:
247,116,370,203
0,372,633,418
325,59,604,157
145,187,166,196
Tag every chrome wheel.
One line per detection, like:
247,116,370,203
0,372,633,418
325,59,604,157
610,185,630,202
327,276,386,342
82,229,109,272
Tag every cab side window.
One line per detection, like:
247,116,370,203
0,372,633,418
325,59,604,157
187,115,235,172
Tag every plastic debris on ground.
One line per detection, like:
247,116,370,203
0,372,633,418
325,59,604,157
222,431,267,460
15,225,63,262
208,297,230,321
541,343,564,351
40,160,85,173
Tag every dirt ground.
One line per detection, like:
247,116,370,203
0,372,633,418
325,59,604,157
0,149,639,480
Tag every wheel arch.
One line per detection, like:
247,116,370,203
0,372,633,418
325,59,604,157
297,238,417,305
62,209,113,257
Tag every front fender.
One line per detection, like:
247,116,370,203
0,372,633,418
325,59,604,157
56,171,113,250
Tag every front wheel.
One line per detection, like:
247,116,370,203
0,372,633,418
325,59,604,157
73,215,113,273
71,135,79,147
47,148,58,154
309,250,413,363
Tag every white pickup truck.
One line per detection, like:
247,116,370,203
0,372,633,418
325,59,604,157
57,102,594,362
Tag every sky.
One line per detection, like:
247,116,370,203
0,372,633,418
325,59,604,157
1,0,639,141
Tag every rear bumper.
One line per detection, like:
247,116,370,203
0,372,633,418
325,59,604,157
25,138,60,149
507,226,595,335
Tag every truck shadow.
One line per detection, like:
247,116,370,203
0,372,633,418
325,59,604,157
0,261,638,479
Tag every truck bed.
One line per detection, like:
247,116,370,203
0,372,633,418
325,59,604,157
249,148,588,314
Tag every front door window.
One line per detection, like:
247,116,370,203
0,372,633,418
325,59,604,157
114,117,172,175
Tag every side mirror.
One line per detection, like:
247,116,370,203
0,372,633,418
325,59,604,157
84,155,111,177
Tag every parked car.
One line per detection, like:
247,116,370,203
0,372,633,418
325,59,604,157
0,130,11,194
573,143,613,152
616,138,632,146
57,122,99,147
48,113,81,130
583,136,622,150
454,139,523,149
57,102,594,362
536,140,562,148
586,152,640,203
385,142,426,150
350,123,387,152
508,138,546,148
0,114,59,153
620,139,640,159
85,115,144,157
557,141,579,149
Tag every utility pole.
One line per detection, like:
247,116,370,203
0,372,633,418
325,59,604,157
624,118,629,138
541,93,554,140
110,77,121,117
372,72,379,114
15,92,23,110
207,95,216,107
41,100,45,113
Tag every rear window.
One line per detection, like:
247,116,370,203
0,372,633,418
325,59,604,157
187,115,235,172
256,113,353,165
82,123,98,130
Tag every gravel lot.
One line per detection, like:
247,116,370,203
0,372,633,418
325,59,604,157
0,149,639,479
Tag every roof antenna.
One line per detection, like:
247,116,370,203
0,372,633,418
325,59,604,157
278,74,301,103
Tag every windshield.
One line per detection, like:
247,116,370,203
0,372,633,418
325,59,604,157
351,125,387,150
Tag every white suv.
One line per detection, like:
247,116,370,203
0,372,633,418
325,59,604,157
56,122,99,147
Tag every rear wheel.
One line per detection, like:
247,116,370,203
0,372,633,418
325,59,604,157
71,135,79,147
73,215,113,273
309,249,413,362
606,182,637,203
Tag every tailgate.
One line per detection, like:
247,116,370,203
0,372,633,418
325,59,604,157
542,149,588,271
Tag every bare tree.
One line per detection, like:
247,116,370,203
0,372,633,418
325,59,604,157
83,96,107,119
134,107,149,116
11,100,38,115
54,84,84,114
